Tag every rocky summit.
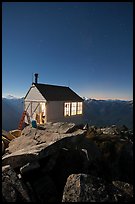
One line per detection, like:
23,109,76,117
2,122,133,202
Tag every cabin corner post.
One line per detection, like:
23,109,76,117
30,101,32,119
24,100,25,112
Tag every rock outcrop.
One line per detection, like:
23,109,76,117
2,122,133,202
62,174,133,202
2,165,32,202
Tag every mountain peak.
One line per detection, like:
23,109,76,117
3,94,20,99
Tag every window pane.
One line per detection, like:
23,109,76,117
71,102,77,115
64,102,70,116
77,102,82,114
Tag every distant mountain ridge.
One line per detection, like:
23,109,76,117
2,96,133,131
2,97,24,131
83,98,133,129
3,94,21,99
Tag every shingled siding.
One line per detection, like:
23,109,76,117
47,101,83,124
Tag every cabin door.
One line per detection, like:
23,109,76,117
39,102,46,124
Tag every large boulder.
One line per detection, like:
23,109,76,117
2,125,91,169
4,123,86,154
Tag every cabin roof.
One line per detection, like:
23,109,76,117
25,83,84,102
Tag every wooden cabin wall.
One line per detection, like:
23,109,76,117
47,101,84,124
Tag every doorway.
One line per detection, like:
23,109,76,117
39,102,46,124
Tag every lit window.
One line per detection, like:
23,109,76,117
71,102,77,115
77,102,82,114
64,103,70,116
64,102,83,116
40,103,45,116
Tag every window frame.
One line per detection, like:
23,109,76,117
64,101,83,117
64,102,71,116
77,102,83,115
71,102,77,116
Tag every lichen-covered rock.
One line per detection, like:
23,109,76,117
62,174,133,202
2,165,32,202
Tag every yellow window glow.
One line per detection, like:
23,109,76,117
77,102,82,114
71,102,77,115
64,102,70,116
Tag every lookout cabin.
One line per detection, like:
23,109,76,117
24,74,84,125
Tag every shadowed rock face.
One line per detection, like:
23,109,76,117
20,148,90,202
2,123,133,202
2,165,32,202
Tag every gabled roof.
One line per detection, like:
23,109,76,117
25,83,83,102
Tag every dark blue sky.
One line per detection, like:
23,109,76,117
2,2,133,100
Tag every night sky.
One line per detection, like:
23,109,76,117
2,2,133,100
